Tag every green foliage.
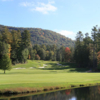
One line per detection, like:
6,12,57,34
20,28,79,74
29,48,36,60
1,27,12,44
22,48,29,63
22,30,30,48
11,30,21,49
39,48,46,60
74,31,91,68
0,54,12,74
0,41,9,59
57,46,65,62
49,51,54,60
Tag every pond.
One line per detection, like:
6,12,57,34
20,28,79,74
0,85,100,100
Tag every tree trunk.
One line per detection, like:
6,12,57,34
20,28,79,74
4,70,5,74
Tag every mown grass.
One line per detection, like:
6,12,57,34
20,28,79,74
0,60,100,93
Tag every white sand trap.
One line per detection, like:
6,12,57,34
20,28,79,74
57,63,62,66
14,67,26,69
39,64,48,68
43,64,47,66
30,67,35,69
39,66,45,68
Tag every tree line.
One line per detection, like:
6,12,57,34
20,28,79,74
1,25,100,73
74,26,100,70
30,44,73,62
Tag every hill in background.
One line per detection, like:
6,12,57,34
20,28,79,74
0,25,75,47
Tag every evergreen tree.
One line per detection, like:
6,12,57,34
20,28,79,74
52,45,57,61
11,30,21,64
57,46,65,62
74,31,84,67
0,54,12,74
0,41,9,59
21,30,30,48
39,48,46,60
91,26,98,68
1,27,12,44
49,51,54,60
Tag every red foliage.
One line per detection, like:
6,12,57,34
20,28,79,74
65,47,71,62
65,89,71,95
65,47,70,52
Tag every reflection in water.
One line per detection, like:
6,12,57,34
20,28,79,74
70,97,76,100
1,86,100,100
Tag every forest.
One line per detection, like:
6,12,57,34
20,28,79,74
0,25,100,73
0,27,73,73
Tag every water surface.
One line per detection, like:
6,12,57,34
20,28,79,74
0,86,100,100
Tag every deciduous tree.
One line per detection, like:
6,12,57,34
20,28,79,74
65,47,71,62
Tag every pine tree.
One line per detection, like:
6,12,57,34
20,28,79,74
0,54,12,74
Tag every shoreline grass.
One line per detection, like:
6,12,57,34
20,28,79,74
0,60,100,94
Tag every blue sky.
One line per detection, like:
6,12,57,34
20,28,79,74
0,0,100,40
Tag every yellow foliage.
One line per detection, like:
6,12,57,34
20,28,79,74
28,55,31,59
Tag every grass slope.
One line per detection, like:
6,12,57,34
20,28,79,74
0,60,100,92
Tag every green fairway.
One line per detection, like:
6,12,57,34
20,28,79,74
0,60,100,91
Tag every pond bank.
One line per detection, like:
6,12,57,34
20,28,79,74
0,83,99,95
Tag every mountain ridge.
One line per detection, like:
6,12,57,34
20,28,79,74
0,24,75,47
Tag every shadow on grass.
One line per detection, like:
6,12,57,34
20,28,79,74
69,68,88,72
41,62,88,72
41,63,70,70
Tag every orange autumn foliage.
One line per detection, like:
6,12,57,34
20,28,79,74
7,45,11,58
28,55,31,59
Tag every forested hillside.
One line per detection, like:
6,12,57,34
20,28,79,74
0,26,73,72
0,25,75,47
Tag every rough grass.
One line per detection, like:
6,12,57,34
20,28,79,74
0,60,100,93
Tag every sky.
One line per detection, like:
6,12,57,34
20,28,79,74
0,0,100,40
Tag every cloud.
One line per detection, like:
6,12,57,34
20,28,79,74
58,30,76,40
20,1,57,14
20,2,34,7
32,2,57,14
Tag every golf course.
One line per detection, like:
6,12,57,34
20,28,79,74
0,60,100,93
